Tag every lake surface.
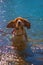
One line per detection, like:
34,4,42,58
0,0,43,65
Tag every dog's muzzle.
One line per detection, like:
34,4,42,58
16,21,23,29
18,22,21,25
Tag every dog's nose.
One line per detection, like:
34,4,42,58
18,22,21,25
16,21,21,29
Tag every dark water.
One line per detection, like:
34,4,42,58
0,0,43,65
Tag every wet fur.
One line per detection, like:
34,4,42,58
7,17,31,65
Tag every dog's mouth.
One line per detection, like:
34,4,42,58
16,27,23,30
16,27,19,30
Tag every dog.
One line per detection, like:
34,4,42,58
7,17,31,64
7,17,30,51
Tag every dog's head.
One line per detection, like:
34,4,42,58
7,17,31,29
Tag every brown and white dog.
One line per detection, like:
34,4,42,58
7,17,31,65
7,17,30,52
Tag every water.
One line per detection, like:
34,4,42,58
0,0,43,65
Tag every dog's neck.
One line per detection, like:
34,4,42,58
12,27,26,36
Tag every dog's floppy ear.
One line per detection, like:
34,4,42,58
7,17,31,29
22,18,31,29
7,18,18,28
7,20,16,28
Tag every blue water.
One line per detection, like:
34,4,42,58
0,0,43,65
